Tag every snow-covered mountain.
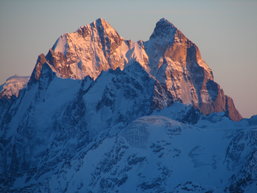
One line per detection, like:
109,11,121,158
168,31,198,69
0,18,256,193
0,75,29,99
32,18,241,121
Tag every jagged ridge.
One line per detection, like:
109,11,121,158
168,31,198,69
32,18,241,120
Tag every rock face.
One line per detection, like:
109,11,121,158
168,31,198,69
144,18,241,121
0,18,251,193
33,18,241,120
43,18,143,80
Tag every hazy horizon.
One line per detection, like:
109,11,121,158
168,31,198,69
0,0,256,118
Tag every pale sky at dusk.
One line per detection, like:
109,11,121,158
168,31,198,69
0,0,256,118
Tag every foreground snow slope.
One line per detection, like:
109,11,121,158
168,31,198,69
5,114,257,193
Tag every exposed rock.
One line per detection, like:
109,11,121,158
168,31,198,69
28,18,241,120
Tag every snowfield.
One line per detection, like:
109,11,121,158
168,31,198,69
5,114,257,193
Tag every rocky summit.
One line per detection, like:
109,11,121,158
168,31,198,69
0,18,256,193
31,18,241,121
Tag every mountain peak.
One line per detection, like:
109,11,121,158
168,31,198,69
95,17,109,26
29,18,241,121
90,18,110,29
89,18,119,36
96,17,106,22
149,18,177,40
157,18,176,27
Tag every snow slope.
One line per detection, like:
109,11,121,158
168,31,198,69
4,114,257,193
